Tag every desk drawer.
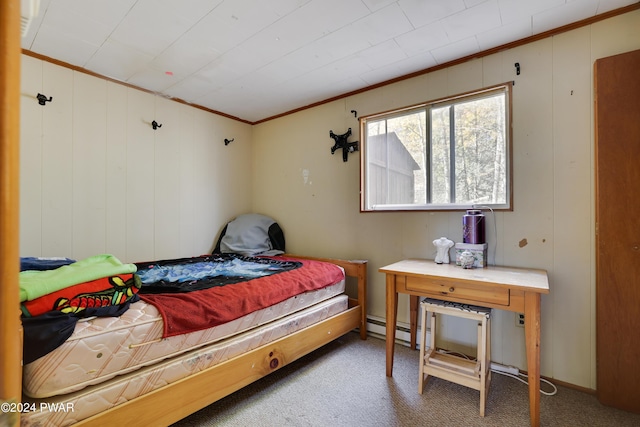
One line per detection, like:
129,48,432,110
405,276,509,306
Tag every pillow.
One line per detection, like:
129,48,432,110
214,213,285,256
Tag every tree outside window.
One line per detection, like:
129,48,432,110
360,83,512,212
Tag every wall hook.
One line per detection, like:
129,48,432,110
37,93,52,106
152,120,162,130
351,110,357,118
515,62,521,75
224,138,234,146
329,128,359,162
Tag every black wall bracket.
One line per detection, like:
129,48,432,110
329,128,359,162
37,93,52,106
152,120,162,130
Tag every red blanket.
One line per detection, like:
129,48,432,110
21,273,140,317
139,257,344,337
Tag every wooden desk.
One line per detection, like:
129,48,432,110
380,259,549,427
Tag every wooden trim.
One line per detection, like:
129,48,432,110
544,376,593,395
21,50,253,125
0,1,23,427
21,4,640,126
357,79,513,213
358,82,513,121
251,3,640,124
513,368,595,395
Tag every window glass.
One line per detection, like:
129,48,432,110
360,83,511,211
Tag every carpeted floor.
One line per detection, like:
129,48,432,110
171,331,640,427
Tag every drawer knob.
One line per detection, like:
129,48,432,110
449,287,455,292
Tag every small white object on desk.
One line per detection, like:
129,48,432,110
433,237,454,264
459,250,476,269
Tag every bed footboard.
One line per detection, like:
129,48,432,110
284,255,367,340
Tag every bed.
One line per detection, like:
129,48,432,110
5,214,367,427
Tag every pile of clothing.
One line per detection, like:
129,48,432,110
20,255,140,363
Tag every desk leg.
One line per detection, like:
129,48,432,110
524,292,541,427
409,295,419,350
386,274,398,377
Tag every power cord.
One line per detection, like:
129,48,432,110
490,369,557,396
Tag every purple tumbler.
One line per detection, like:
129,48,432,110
462,209,485,244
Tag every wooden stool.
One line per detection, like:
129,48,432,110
418,297,492,416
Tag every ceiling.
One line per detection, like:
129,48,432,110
21,0,638,123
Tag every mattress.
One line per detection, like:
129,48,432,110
23,277,345,398
21,294,349,427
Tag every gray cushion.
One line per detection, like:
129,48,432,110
219,213,285,256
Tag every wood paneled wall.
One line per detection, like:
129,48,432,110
19,57,254,263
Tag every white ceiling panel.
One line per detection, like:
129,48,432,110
317,55,374,83
441,1,503,43
39,1,113,48
192,0,290,51
358,40,409,70
109,0,202,57
192,58,242,90
532,0,600,34
165,75,222,104
21,0,639,122
306,27,372,65
247,53,318,89
431,36,481,65
359,51,437,86
476,17,533,51
497,0,566,23
85,39,154,81
465,0,490,7
362,0,397,12
242,0,369,63
394,21,451,56
597,0,640,13
352,3,414,45
398,0,467,28
30,22,100,66
150,38,221,81
127,67,179,94
179,12,248,54
50,0,136,28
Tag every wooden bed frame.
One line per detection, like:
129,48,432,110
75,257,366,427
0,4,366,426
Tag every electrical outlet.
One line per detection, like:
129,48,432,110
516,313,525,327
490,362,520,375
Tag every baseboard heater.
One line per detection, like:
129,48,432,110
364,315,430,348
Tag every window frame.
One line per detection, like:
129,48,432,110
359,82,513,212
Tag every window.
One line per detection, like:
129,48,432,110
360,83,512,211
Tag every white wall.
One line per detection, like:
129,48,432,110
20,55,253,263
251,10,640,389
